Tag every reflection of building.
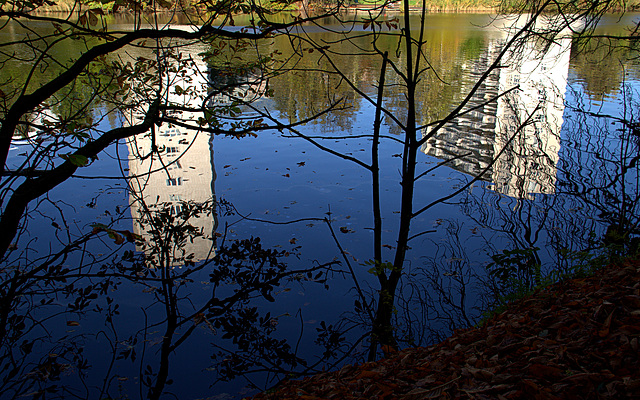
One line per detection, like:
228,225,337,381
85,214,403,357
125,56,218,264
491,35,569,198
127,112,217,264
422,23,571,199
422,41,502,177
124,53,268,263
11,108,58,147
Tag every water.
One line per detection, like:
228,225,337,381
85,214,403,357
1,10,640,400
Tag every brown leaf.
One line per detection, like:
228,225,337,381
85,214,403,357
354,370,379,379
598,310,614,337
527,363,564,379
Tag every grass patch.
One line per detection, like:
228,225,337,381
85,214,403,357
477,238,639,327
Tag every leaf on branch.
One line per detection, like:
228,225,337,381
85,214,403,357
91,224,143,245
88,11,98,27
61,154,89,167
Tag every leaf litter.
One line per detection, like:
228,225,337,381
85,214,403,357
249,259,640,399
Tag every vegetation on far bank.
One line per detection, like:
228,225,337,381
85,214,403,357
29,0,640,14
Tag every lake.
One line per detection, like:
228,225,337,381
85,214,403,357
1,9,639,400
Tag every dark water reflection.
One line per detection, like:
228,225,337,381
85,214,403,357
2,11,640,400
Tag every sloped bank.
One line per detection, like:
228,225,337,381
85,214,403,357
249,260,640,399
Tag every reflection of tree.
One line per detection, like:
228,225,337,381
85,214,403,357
446,78,640,314
569,15,640,102
264,31,367,132
263,15,489,135
571,43,626,101
559,83,640,249
0,196,342,398
0,2,350,397
386,18,489,128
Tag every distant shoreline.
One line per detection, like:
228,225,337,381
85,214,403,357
27,0,640,15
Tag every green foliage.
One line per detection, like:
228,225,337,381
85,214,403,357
487,247,542,289
363,258,398,276
60,153,90,167
480,233,638,326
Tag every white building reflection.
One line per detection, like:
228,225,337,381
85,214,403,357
125,54,217,264
123,51,268,264
422,22,571,199
127,112,217,264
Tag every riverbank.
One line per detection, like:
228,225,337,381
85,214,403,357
249,259,640,399
26,0,640,15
